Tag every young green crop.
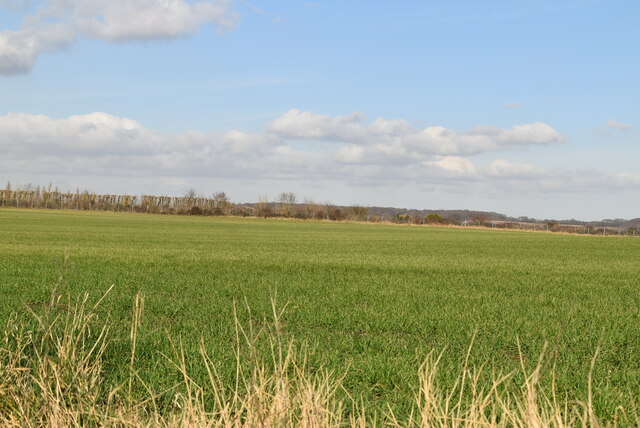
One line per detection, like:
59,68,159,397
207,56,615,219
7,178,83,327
1,208,639,420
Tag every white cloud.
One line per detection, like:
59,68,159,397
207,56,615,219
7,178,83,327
0,0,236,74
0,111,481,183
72,0,237,42
429,156,477,176
486,159,549,179
269,109,370,140
0,112,155,154
606,119,632,131
270,109,563,158
0,24,74,75
336,145,364,163
608,172,640,188
0,112,274,176
1,110,635,195
482,162,640,195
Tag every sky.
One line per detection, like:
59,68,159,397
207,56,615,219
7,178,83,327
0,0,638,220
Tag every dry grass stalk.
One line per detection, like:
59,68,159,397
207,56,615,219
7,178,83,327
0,288,634,427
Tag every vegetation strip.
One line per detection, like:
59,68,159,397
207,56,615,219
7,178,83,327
1,184,637,236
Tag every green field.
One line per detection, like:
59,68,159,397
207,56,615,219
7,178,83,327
1,208,639,419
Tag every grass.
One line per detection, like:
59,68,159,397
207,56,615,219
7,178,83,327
1,208,639,423
2,286,633,427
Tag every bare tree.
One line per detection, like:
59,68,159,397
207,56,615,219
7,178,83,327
302,198,316,219
276,192,297,217
184,188,198,198
256,195,272,218
347,205,368,221
212,191,230,215
277,192,297,205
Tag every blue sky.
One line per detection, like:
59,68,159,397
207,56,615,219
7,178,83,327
1,0,638,219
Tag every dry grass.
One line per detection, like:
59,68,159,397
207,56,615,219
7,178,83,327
0,287,635,427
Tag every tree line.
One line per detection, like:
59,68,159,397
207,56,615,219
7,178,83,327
0,183,233,215
1,182,637,236
0,183,409,222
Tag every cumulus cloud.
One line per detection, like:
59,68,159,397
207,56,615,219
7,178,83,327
336,145,364,163
402,122,563,155
1,110,636,194
488,167,640,194
479,160,640,194
611,172,640,187
0,112,275,177
0,112,156,155
486,159,549,179
270,109,563,157
606,119,632,131
428,156,476,176
269,109,370,140
0,24,74,75
72,0,237,42
0,0,236,74
0,111,487,184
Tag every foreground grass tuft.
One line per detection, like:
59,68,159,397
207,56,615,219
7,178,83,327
0,287,636,427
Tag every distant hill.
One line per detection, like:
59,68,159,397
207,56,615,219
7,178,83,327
241,202,636,227
364,207,508,223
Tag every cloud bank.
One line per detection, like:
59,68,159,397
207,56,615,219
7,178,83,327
0,0,237,75
1,109,636,194
271,109,564,158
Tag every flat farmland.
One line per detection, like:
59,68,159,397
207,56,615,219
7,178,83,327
1,208,639,420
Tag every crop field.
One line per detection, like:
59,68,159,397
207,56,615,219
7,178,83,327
1,208,640,423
